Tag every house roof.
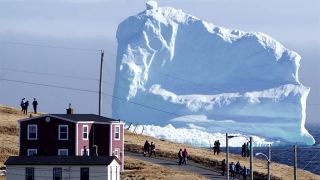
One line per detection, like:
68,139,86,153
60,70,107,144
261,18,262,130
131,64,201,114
51,114,121,123
18,114,124,124
5,156,121,166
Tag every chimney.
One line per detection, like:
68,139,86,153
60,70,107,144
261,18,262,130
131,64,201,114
66,103,74,115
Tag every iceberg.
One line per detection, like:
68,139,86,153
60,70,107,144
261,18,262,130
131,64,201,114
112,1,315,146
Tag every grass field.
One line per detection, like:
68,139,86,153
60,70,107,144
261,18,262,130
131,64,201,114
0,104,319,180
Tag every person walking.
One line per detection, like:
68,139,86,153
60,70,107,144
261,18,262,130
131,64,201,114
149,142,156,157
216,140,221,155
143,140,150,156
32,98,38,114
20,98,26,112
221,159,226,176
182,148,188,165
213,140,217,155
178,148,183,165
236,161,241,177
23,100,29,114
243,166,247,180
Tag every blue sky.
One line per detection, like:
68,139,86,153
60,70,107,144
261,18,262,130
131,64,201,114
0,0,319,123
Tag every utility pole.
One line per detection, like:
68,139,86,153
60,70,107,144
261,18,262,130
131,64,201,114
250,137,253,180
268,144,271,180
294,144,297,180
98,50,104,116
226,133,229,180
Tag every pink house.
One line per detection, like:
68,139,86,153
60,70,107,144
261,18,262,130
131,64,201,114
18,112,125,171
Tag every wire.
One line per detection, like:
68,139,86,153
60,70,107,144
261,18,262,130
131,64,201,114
0,67,117,86
0,67,100,82
302,149,320,170
0,77,315,141
0,77,257,137
0,78,99,94
0,40,100,52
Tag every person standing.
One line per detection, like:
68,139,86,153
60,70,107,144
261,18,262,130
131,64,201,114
20,98,26,112
217,140,221,155
178,148,183,165
32,98,38,114
24,100,29,114
143,140,150,156
246,142,250,157
242,143,246,157
149,142,156,157
230,162,236,178
236,161,241,177
214,140,217,155
243,166,247,180
221,159,226,176
182,148,188,165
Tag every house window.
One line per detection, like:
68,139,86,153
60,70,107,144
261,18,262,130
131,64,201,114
58,125,68,140
25,167,34,180
83,125,88,140
58,149,68,156
27,125,37,140
27,149,37,156
80,168,89,180
114,148,119,158
114,125,120,140
81,148,90,156
53,168,62,180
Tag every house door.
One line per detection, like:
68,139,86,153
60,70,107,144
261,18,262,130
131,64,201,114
80,167,89,180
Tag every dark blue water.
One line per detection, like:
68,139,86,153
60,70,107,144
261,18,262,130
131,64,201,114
225,124,320,175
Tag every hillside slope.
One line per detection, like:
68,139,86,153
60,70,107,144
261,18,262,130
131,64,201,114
0,104,319,179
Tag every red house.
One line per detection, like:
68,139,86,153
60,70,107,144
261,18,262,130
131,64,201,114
18,110,125,170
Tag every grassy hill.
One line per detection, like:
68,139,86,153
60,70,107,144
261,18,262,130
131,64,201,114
0,104,319,180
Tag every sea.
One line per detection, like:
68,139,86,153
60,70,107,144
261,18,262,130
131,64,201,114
225,123,320,175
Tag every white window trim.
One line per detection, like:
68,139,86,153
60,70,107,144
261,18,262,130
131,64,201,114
81,148,90,156
58,125,69,140
83,125,88,140
114,125,120,141
58,149,69,156
27,149,37,156
114,148,120,158
27,125,37,140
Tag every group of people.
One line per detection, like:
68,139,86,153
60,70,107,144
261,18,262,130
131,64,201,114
20,98,38,114
213,140,221,155
221,159,248,179
177,148,188,165
143,140,156,157
241,142,251,157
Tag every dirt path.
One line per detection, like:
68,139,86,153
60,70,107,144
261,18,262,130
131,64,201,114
126,152,240,180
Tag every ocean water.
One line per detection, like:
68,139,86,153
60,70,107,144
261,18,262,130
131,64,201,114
225,124,320,175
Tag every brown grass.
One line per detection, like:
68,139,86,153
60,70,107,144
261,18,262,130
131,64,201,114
0,104,319,180
124,130,320,180
122,156,207,180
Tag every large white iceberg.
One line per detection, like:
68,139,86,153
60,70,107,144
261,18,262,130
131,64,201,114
112,1,315,146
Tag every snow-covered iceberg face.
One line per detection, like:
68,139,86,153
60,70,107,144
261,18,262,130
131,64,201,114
113,1,315,146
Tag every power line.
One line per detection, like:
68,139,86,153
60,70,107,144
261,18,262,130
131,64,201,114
1,77,317,141
0,40,100,52
302,149,320,170
0,40,118,57
0,67,100,82
0,77,258,136
0,67,117,87
0,78,99,94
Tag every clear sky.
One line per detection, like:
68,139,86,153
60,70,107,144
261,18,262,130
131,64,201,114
0,0,319,123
